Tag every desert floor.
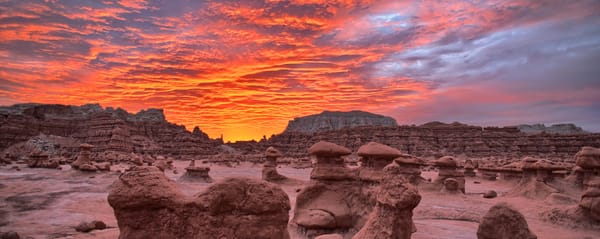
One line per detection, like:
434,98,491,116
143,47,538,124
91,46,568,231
1,161,599,239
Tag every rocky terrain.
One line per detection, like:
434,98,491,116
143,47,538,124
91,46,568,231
284,111,398,134
0,103,221,160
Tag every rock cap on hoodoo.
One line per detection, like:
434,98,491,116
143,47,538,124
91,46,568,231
521,157,540,170
308,141,351,157
434,156,457,167
357,142,402,158
533,159,565,171
80,143,94,149
394,154,424,165
265,146,283,158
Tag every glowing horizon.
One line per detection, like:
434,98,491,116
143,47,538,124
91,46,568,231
1,0,599,141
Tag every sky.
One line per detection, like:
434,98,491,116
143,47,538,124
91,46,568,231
0,0,599,141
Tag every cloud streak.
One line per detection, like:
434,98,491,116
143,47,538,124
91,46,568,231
1,0,599,140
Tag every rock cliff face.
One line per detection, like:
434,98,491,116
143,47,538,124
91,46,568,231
518,124,586,135
0,103,220,157
261,122,600,158
284,110,397,134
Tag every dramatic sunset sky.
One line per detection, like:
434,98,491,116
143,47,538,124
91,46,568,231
1,0,599,141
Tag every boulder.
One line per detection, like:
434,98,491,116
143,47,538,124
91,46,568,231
477,203,537,239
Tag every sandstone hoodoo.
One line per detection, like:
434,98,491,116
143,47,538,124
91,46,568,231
72,143,94,169
108,166,291,239
284,110,398,134
575,146,600,186
507,157,559,200
178,160,212,183
580,178,600,221
357,142,402,182
477,203,537,239
433,156,465,193
293,141,374,236
353,163,421,239
393,154,425,185
263,146,287,182
308,141,354,181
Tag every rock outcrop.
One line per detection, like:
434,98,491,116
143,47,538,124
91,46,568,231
284,110,397,134
108,166,290,239
477,203,537,239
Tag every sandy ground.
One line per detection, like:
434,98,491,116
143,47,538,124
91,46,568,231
0,162,599,239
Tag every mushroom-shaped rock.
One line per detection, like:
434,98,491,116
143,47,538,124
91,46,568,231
309,141,356,181
393,154,425,185
357,142,402,159
477,203,537,239
108,166,291,239
533,159,564,182
353,163,421,239
357,142,402,182
432,156,465,193
309,141,352,157
178,164,212,183
463,159,476,177
265,146,283,158
263,146,287,181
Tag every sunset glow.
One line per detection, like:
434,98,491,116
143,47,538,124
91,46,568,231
1,0,599,141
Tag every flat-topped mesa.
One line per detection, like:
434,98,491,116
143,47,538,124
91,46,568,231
179,160,212,183
284,110,398,134
575,146,600,186
108,166,291,239
262,146,287,182
353,163,421,239
394,154,425,185
309,141,355,181
433,156,465,193
357,142,402,182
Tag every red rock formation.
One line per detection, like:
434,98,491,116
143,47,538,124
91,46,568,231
263,146,287,181
0,103,220,158
108,166,290,239
264,122,600,158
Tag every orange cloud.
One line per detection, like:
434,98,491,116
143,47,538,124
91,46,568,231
1,0,599,141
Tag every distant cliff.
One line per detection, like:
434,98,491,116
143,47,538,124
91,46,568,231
284,110,398,134
0,103,220,156
517,123,587,135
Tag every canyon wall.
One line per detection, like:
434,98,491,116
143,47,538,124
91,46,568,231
0,103,220,157
245,122,600,158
